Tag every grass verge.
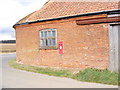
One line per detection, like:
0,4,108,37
8,59,72,78
72,68,120,85
8,59,119,85
1,50,16,53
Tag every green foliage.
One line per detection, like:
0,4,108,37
8,59,72,78
73,68,119,85
8,59,119,85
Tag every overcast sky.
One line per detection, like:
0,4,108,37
0,0,48,40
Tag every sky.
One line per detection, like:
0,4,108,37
0,0,119,40
0,0,48,40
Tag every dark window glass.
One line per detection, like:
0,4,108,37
41,32,43,38
52,31,55,37
45,31,47,37
48,39,51,46
52,38,56,46
48,31,51,37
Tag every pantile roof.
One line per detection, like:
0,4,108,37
16,0,119,24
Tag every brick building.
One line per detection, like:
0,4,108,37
13,0,120,72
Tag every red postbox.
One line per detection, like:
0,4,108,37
58,41,63,54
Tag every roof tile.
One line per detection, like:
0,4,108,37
16,0,119,24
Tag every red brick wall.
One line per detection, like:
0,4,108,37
15,17,109,70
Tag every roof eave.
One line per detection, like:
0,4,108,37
13,9,120,28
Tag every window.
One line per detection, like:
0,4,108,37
40,29,57,49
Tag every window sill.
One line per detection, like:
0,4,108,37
39,46,58,50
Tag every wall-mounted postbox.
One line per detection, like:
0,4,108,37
58,41,63,54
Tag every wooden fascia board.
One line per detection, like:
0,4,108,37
76,16,120,25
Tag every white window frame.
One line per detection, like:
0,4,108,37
39,28,57,49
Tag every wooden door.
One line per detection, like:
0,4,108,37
108,24,120,73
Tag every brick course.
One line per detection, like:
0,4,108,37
15,17,109,70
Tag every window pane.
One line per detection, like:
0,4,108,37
48,39,51,46
45,31,47,37
48,31,51,37
43,31,45,37
43,39,46,46
41,32,44,38
51,38,56,46
41,39,43,46
52,31,55,37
